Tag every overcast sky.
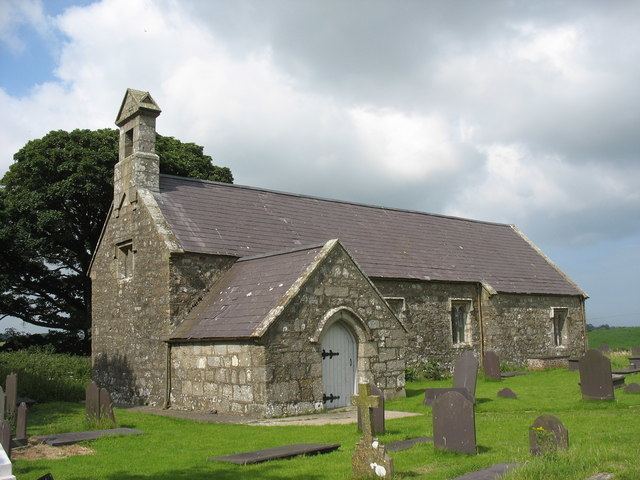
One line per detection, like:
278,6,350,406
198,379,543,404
1,0,639,330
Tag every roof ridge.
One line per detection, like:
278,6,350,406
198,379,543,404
237,242,327,262
159,174,511,228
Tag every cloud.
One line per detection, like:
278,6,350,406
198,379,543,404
0,0,638,249
0,0,50,54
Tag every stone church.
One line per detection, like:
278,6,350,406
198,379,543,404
90,89,588,417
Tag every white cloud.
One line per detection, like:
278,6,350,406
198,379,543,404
0,0,638,248
0,0,50,53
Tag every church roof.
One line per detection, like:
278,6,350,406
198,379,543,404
171,242,327,340
155,174,585,297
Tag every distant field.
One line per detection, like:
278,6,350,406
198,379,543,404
588,326,640,350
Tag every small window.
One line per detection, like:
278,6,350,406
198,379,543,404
450,300,472,345
385,297,406,320
117,241,134,279
124,128,134,157
552,308,568,346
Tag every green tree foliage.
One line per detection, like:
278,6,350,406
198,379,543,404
0,129,232,351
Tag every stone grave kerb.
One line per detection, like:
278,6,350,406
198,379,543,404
352,383,380,441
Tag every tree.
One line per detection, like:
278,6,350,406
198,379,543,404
0,129,232,352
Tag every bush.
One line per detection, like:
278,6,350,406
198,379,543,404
405,360,448,381
0,348,90,402
0,328,88,355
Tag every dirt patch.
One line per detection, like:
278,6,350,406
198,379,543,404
12,442,94,461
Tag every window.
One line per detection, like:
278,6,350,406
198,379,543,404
450,300,472,345
552,308,568,346
384,297,406,320
117,241,134,279
124,128,134,157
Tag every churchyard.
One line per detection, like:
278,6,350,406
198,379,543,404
10,361,640,480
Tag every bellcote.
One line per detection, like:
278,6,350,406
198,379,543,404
113,89,161,211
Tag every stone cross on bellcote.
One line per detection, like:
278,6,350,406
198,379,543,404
352,383,381,439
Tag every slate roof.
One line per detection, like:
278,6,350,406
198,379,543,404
171,243,326,340
156,175,585,297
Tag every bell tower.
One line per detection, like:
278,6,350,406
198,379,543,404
113,89,162,213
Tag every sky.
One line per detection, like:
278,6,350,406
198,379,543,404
0,0,639,331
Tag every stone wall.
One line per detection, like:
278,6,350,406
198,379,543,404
170,342,267,416
169,253,236,327
481,292,585,363
261,244,407,417
373,279,480,366
91,197,172,406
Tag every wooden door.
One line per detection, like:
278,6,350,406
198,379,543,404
321,321,357,409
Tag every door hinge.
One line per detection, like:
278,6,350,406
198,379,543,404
322,349,340,359
323,393,340,403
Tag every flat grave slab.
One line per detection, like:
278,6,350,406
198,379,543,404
452,463,519,480
612,368,640,375
500,371,527,378
209,443,340,465
34,428,143,447
386,436,432,452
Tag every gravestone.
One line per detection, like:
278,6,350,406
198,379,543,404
624,383,640,394
432,390,476,455
483,351,501,380
210,443,340,464
357,383,384,435
0,421,10,458
15,403,27,442
579,349,614,400
497,388,517,399
85,382,100,420
36,475,55,480
0,387,5,421
424,351,478,406
598,344,610,354
351,383,393,478
4,375,16,419
99,388,116,425
529,414,568,455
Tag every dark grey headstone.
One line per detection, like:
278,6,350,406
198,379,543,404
453,351,479,400
386,436,432,452
483,351,501,380
624,383,640,394
529,415,568,455
631,346,640,357
209,443,340,465
424,387,474,406
0,420,10,457
15,402,27,441
433,390,476,455
4,374,17,418
357,383,384,435
598,344,611,354
99,388,116,425
0,387,5,421
85,381,99,420
579,349,614,401
497,388,517,399
33,428,143,446
452,463,520,480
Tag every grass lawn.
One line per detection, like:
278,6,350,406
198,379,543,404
15,369,640,480
588,326,640,351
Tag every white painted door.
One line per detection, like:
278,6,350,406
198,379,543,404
321,321,357,409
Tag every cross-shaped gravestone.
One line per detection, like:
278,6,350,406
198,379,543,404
5,374,17,420
357,383,385,435
352,384,380,440
351,383,393,478
529,414,568,455
15,402,27,442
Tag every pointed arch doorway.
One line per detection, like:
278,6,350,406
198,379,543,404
321,320,357,409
